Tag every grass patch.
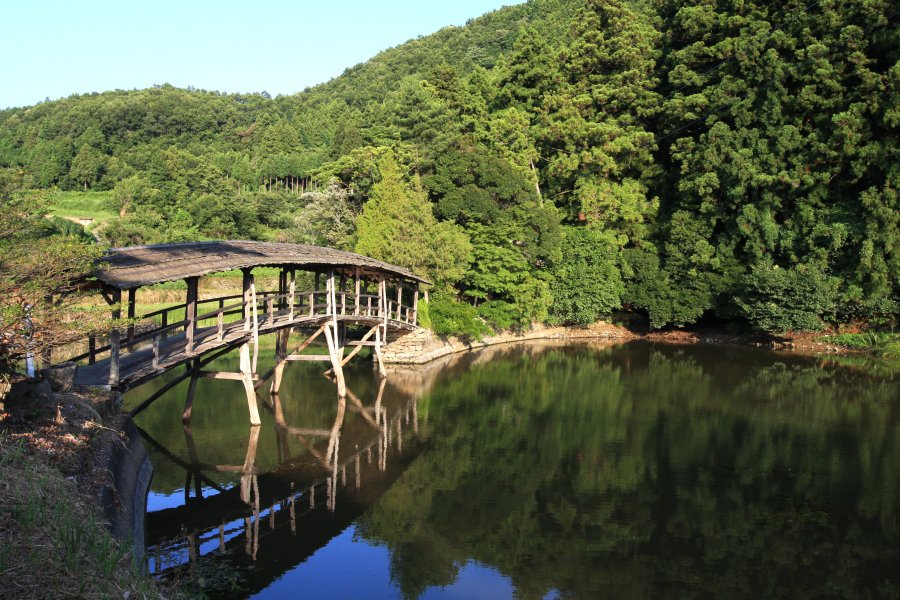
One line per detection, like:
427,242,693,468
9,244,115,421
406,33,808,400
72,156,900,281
46,191,118,228
818,332,900,360
0,438,177,599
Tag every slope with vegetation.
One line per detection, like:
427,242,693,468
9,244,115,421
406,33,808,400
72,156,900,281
0,0,896,338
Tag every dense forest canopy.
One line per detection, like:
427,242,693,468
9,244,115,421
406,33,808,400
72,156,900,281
0,0,896,334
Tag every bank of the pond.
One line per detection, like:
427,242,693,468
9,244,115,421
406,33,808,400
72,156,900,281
0,383,179,599
383,321,635,364
382,321,883,364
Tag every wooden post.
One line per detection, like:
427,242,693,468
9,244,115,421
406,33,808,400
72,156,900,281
108,288,122,387
380,277,388,343
88,335,96,365
326,270,334,316
250,281,259,373
184,277,199,355
396,284,402,321
288,270,296,321
240,342,261,425
126,288,137,346
412,285,419,327
241,268,253,329
354,269,361,316
270,328,290,395
152,335,160,369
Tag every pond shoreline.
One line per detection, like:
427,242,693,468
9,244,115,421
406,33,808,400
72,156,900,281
382,322,863,364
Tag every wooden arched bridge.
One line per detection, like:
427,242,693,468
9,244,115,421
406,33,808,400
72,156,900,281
62,241,429,424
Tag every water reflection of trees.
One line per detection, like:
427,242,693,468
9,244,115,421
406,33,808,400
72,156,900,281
356,342,900,599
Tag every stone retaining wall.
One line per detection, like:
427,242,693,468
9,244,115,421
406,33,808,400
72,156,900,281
383,324,632,365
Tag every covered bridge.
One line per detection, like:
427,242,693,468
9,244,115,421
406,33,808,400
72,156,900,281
65,241,430,423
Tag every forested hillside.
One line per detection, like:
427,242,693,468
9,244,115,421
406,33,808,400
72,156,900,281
0,0,896,334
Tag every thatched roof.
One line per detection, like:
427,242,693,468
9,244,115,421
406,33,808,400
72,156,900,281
95,241,431,289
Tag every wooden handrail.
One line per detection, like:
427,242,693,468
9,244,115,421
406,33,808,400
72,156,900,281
65,285,422,366
195,302,244,323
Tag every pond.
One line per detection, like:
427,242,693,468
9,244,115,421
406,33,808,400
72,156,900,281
125,339,900,599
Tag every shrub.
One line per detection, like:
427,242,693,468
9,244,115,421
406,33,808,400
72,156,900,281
428,293,490,341
477,300,519,331
735,263,840,332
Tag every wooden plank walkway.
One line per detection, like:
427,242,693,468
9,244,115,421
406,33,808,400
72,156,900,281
74,312,414,390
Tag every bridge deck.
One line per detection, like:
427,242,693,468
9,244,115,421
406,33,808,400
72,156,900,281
74,312,414,390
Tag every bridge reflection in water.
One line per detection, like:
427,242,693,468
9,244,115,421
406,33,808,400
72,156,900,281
138,363,431,589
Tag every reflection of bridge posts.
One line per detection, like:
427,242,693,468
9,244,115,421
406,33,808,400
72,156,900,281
183,422,203,503
240,425,261,506
144,390,425,578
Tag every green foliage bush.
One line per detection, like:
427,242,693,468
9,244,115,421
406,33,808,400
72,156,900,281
476,300,519,331
549,227,623,325
736,264,841,332
416,299,432,330
428,293,490,341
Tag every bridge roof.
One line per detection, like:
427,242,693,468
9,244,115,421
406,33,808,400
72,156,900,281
94,241,431,289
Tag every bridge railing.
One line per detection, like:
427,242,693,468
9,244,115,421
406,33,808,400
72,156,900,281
65,281,419,382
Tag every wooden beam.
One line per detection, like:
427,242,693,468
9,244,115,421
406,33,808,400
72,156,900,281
283,427,331,437
196,371,247,380
325,325,378,375
254,325,325,389
285,354,331,361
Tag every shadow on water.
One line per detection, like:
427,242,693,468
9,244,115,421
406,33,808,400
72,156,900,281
125,339,900,599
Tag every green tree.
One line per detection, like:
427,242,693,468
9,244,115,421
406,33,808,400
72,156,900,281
292,182,358,249
549,226,623,324
355,155,472,286
0,180,105,381
69,144,105,190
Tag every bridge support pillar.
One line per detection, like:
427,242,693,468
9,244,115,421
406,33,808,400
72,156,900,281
324,323,346,398
240,342,261,426
270,328,290,394
374,325,387,378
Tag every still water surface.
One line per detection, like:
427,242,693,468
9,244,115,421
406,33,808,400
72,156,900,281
126,340,900,599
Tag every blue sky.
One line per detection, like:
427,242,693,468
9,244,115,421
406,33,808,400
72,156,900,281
1,0,523,109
